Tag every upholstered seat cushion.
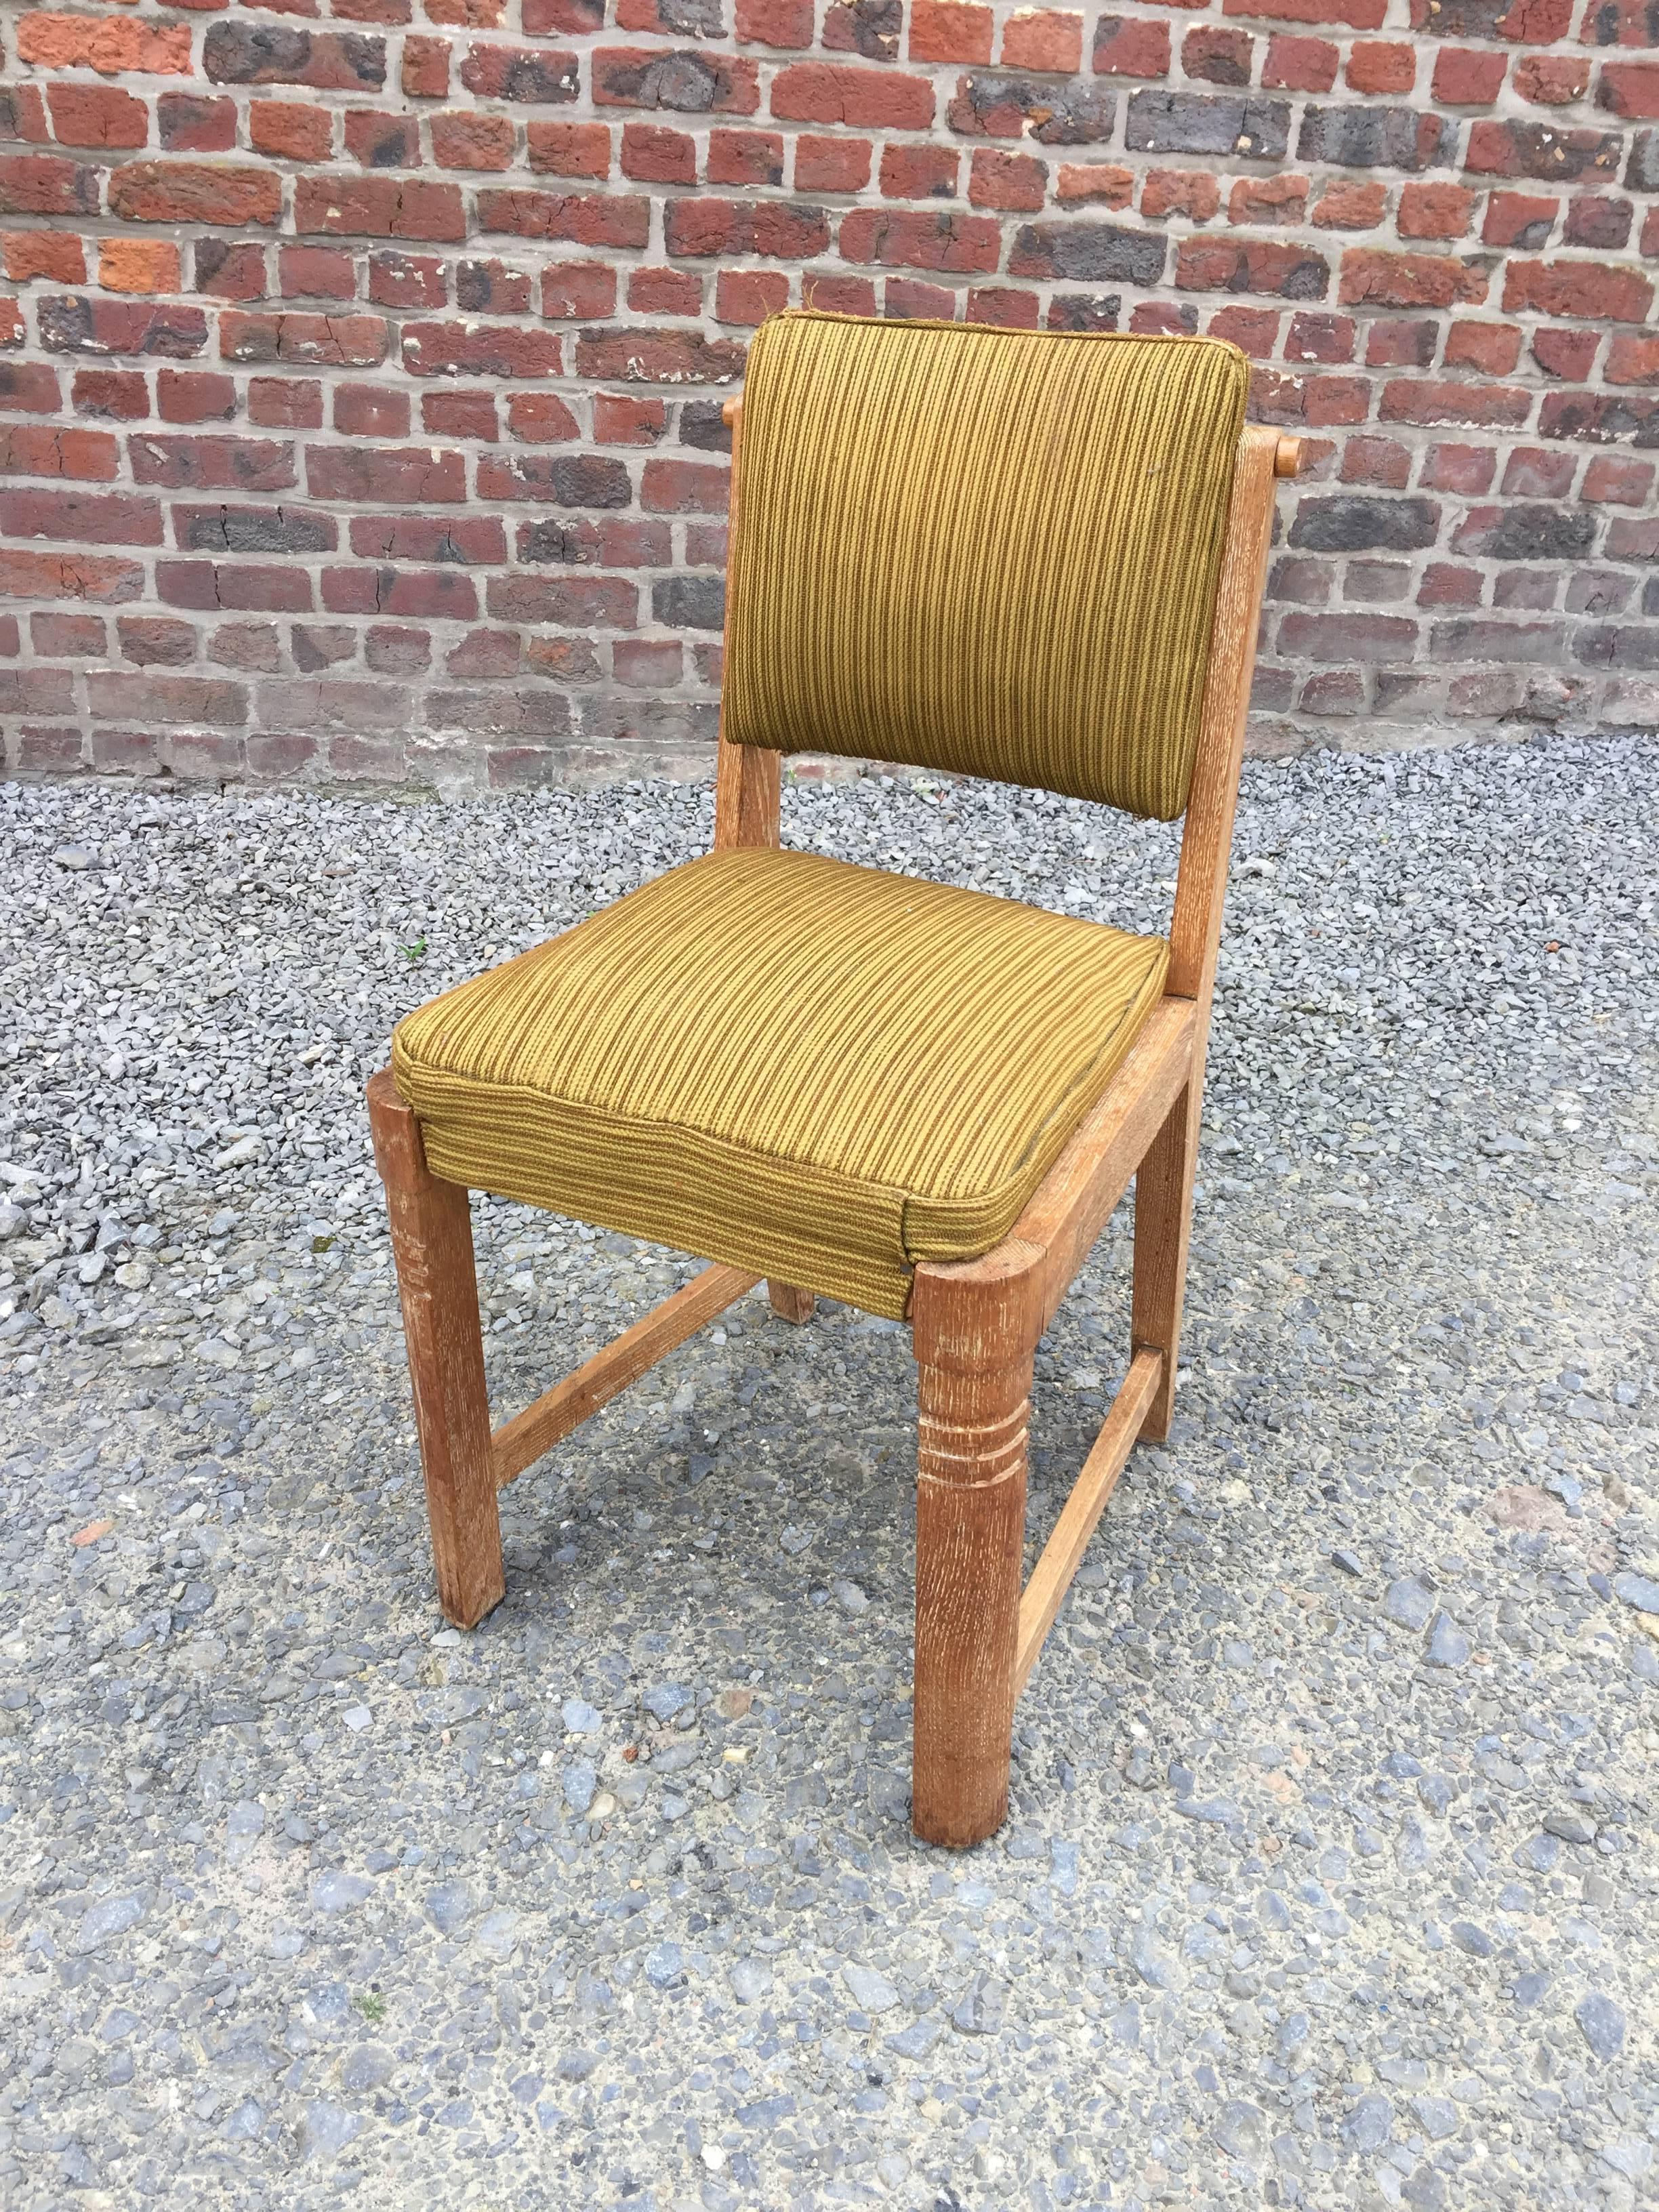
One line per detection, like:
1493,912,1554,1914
392,848,1168,1319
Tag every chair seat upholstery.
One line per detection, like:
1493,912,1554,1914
392,848,1168,1319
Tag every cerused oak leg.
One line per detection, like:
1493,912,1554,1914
367,1070,505,1630
1130,1081,1200,1443
909,1241,1044,1849
767,1281,815,1324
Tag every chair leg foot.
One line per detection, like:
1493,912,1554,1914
1131,1081,1200,1445
767,1280,815,1325
910,1344,1031,1849
367,1071,504,1630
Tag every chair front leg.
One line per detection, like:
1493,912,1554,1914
910,1246,1042,1849
367,1072,504,1629
1130,1079,1201,1443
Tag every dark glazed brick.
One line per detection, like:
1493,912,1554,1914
203,25,387,90
680,401,735,453
177,506,337,554
949,76,1118,145
653,575,726,628
1008,223,1166,285
1124,92,1290,161
1296,107,1452,173
1289,497,1441,552
1452,506,1599,560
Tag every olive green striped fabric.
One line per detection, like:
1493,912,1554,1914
393,848,1168,1319
724,310,1249,822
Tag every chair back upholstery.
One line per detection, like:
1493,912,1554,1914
723,310,1250,822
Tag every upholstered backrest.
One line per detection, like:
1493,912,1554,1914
722,310,1250,823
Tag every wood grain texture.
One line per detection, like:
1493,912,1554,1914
767,1281,815,1324
367,1069,504,1630
909,1240,1044,1848
1006,996,1195,1336
1167,424,1281,1004
493,1262,759,1488
911,1343,1033,1849
1137,424,1281,1435
713,389,783,857
1014,1347,1162,1696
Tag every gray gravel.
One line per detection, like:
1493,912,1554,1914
1,735,1656,2211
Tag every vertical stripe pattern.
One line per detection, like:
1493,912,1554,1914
725,311,1250,822
393,848,1168,1317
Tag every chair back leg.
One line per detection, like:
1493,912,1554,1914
1130,1080,1201,1443
767,1280,815,1324
367,1072,505,1629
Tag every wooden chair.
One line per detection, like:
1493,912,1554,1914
367,310,1299,1851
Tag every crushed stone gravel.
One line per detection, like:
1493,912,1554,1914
0,734,1655,2211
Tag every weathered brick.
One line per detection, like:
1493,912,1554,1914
1464,122,1621,182
3,231,87,285
541,264,620,320
1008,222,1165,284
1338,251,1488,310
970,150,1046,211
477,189,651,247
1503,259,1653,323
1296,107,1450,172
1430,47,1506,106
0,155,103,219
1443,322,1523,375
1379,379,1533,428
0,426,119,482
109,162,283,228
1229,176,1308,226
773,64,934,129
221,312,388,368
47,85,148,151
575,327,745,382
18,14,193,75
708,129,785,187
175,504,338,555
402,322,565,377
335,382,412,438
162,95,240,156
526,123,613,179
204,26,387,91
1002,10,1084,72
1175,239,1329,299
306,445,468,502
882,144,960,199
1092,18,1172,77
1290,495,1440,552
843,208,1001,272
1055,163,1134,207
460,43,579,102
949,75,1116,142
157,368,236,423
39,296,211,359
1275,613,1418,663
1184,27,1254,86
295,176,466,242
594,47,760,112
909,3,995,63
99,241,182,296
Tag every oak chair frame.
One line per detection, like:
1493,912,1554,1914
367,384,1300,1851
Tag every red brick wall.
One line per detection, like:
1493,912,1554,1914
1,2,1655,790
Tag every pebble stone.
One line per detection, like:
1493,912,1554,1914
0,735,1655,2209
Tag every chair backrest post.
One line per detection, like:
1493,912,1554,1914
1164,424,1287,1008
712,393,780,853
